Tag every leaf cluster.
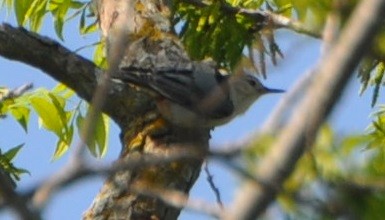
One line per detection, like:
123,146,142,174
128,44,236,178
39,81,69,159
0,85,109,160
244,125,385,219
0,144,29,185
1,0,97,39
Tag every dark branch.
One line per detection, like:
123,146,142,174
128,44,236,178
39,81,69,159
0,23,150,128
0,148,207,212
203,162,223,208
0,169,41,220
0,24,96,102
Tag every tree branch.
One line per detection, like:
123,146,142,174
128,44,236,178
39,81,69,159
0,83,33,102
0,24,96,102
0,169,41,220
226,0,385,219
0,147,206,211
203,161,223,208
0,23,149,128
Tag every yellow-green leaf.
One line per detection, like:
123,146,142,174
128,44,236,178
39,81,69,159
93,113,109,157
14,0,34,25
30,96,63,136
9,106,30,132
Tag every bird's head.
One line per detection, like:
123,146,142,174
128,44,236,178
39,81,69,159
230,74,284,114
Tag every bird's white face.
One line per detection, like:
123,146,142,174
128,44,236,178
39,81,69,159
229,74,267,115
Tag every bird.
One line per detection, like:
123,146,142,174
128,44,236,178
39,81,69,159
113,61,283,128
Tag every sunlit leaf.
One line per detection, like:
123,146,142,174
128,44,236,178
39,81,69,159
30,95,63,136
14,0,34,25
52,83,75,99
93,113,109,157
76,108,109,158
48,0,86,40
9,106,30,132
52,124,73,159
93,41,107,68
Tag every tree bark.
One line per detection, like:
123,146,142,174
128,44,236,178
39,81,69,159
84,0,209,219
0,0,210,219
0,0,210,218
83,0,210,219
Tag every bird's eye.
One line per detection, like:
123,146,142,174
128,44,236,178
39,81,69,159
248,80,256,86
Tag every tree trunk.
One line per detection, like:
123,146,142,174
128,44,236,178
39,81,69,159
83,0,210,219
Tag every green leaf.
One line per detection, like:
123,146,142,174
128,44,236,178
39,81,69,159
4,144,24,161
70,0,83,9
48,0,69,40
29,96,63,136
0,98,13,116
14,0,34,25
371,62,385,107
341,135,370,155
0,144,29,183
48,0,86,40
48,93,68,124
2,85,79,159
93,42,107,68
79,6,98,35
25,0,48,31
53,15,65,40
75,111,97,155
93,113,109,157
9,106,30,132
52,124,73,159
75,110,109,157
52,83,75,99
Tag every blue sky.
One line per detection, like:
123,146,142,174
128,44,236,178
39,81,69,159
0,8,376,220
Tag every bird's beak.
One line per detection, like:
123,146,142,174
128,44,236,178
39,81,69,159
264,87,285,94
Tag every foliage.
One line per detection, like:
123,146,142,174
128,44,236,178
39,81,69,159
174,0,283,74
0,85,109,159
359,57,385,107
1,0,96,39
0,0,105,65
244,125,385,219
367,105,385,150
0,0,108,160
1,0,385,216
0,144,29,185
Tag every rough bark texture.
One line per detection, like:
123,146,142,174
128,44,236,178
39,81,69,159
0,0,210,218
82,0,210,219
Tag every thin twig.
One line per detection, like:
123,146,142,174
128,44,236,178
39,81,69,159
210,152,280,194
203,161,223,208
28,147,206,209
130,184,222,218
0,83,33,102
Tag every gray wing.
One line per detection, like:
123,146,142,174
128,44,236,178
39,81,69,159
115,63,234,119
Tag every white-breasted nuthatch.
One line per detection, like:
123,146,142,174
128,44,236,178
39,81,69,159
114,62,283,128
